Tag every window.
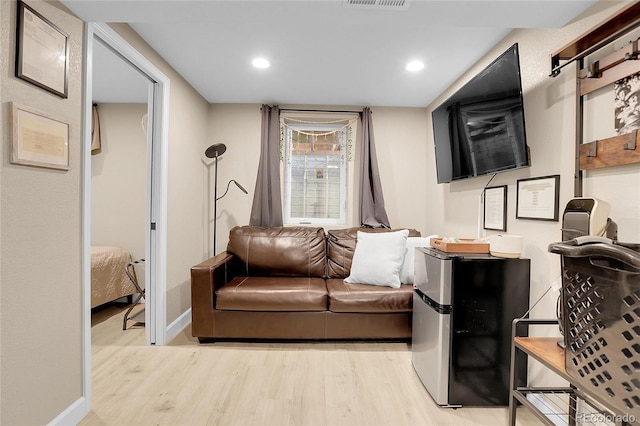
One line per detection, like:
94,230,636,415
282,116,354,225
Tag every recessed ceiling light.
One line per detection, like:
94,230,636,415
252,57,270,69
406,60,424,72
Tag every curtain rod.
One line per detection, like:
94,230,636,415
280,108,362,115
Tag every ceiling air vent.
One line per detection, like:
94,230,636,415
343,0,410,11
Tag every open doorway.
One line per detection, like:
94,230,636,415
81,21,170,406
90,37,149,332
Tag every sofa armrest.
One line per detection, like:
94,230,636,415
190,252,236,338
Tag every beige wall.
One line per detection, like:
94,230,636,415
426,0,637,319
369,106,431,233
92,103,147,287
0,2,4,406
0,0,84,424
107,24,210,325
207,104,431,251
582,25,640,240
207,104,260,253
207,1,637,388
0,0,636,422
425,1,637,384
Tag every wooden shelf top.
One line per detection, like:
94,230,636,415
552,2,640,61
514,336,572,382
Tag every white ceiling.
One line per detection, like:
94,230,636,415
61,0,599,107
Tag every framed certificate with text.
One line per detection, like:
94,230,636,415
15,1,69,98
483,185,507,231
11,103,69,170
516,175,560,221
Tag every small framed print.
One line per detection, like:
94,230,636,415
11,103,70,170
15,1,69,98
483,185,507,231
516,175,560,221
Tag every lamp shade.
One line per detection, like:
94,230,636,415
232,180,248,194
205,143,227,158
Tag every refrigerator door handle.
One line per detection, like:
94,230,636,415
415,288,452,314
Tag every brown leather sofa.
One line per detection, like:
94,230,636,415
191,225,420,342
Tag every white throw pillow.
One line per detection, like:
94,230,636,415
344,229,410,288
400,235,437,285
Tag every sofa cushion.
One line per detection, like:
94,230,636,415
227,226,326,277
326,227,421,279
326,279,413,313
400,236,437,285
344,229,409,288
216,276,328,311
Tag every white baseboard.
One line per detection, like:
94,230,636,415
166,308,191,343
47,396,90,426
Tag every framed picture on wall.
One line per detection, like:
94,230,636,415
614,73,640,135
483,185,507,231
11,103,70,170
15,1,69,98
516,175,560,221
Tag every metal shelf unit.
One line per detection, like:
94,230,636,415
509,319,631,426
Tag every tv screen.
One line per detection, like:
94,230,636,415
432,43,530,184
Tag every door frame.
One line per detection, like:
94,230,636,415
81,21,169,404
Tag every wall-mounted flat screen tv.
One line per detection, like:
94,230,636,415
432,43,530,184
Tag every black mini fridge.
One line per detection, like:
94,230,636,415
411,247,530,406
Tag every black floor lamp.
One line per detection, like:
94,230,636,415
205,143,248,255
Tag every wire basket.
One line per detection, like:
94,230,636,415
549,240,640,424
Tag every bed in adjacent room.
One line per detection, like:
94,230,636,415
91,246,137,308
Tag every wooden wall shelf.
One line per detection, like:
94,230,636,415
578,38,640,96
579,131,640,170
551,2,640,76
550,2,640,193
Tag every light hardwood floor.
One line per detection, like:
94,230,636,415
81,305,540,426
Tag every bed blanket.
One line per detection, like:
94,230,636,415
91,246,136,308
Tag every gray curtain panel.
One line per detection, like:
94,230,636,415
249,104,283,226
360,107,390,228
